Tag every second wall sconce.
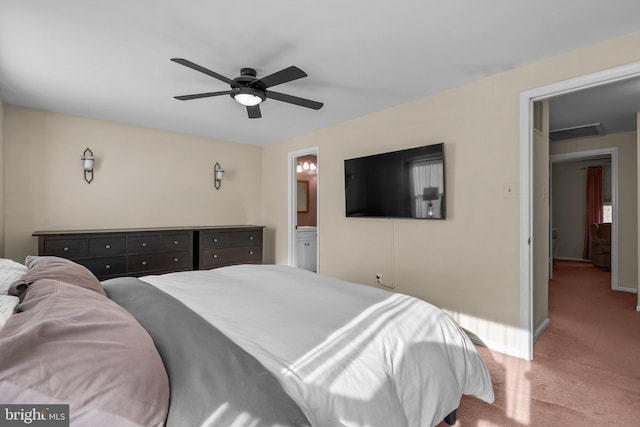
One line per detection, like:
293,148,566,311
81,148,95,184
214,162,225,190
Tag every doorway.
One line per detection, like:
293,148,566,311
288,147,319,272
549,149,618,290
519,61,640,361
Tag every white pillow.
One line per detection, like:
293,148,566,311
0,294,19,329
0,258,28,295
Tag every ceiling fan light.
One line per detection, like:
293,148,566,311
234,93,262,106
233,87,266,107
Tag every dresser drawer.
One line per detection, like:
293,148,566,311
161,233,191,251
77,256,127,278
200,230,262,250
127,235,162,254
89,237,126,257
200,246,262,269
128,251,190,273
43,239,87,258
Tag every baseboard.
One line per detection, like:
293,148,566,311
534,318,550,341
467,334,524,359
454,317,527,359
637,306,640,312
554,257,590,262
616,286,638,294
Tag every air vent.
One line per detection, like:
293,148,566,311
549,123,604,141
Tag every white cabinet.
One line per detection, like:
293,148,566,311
295,227,317,272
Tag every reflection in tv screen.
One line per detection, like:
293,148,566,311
344,143,445,219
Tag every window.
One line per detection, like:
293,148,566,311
410,159,443,218
603,202,612,223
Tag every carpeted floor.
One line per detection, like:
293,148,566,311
438,260,640,426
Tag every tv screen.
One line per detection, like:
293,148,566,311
344,143,445,219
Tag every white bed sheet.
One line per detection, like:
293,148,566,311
141,265,494,427
0,295,20,329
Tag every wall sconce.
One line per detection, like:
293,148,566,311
214,162,224,190
81,148,95,184
422,187,439,217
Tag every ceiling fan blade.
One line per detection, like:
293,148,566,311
266,90,323,110
171,58,235,85
174,91,232,101
255,66,307,88
247,105,262,119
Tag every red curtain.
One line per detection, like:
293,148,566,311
583,166,603,260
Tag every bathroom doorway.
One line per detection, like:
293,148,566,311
288,147,319,272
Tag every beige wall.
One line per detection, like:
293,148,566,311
261,31,640,356
550,132,638,291
552,160,612,259
4,106,262,262
0,97,5,257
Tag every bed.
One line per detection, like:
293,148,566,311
0,256,494,426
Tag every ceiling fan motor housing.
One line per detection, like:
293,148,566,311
240,67,257,78
231,67,267,101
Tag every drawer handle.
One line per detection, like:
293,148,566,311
249,236,254,240
213,238,218,243
105,264,111,270
141,261,147,266
173,258,179,262
173,240,179,245
63,247,70,252
213,254,218,259
142,242,147,247
105,244,111,249
249,250,254,255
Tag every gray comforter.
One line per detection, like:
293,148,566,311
103,277,310,427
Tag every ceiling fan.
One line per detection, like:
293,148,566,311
171,58,324,119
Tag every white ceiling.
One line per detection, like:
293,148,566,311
550,76,640,135
1,1,640,146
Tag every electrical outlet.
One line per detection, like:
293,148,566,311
376,273,395,289
503,182,518,199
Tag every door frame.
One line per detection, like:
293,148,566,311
288,146,320,270
519,61,640,361
549,148,619,290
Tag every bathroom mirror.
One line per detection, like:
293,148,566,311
297,180,309,213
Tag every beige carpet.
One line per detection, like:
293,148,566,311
438,260,640,426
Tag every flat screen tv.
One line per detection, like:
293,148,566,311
344,143,445,219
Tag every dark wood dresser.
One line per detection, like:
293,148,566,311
197,227,263,270
33,225,264,281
